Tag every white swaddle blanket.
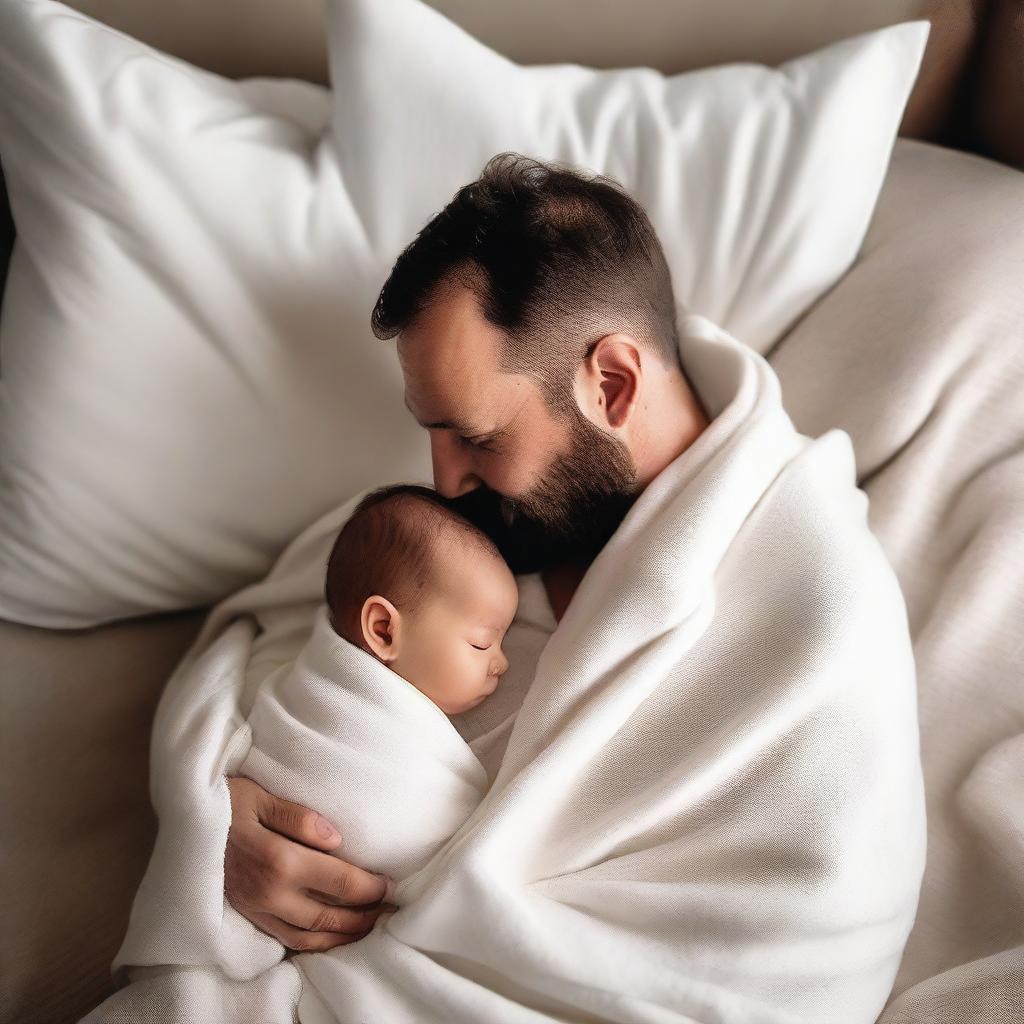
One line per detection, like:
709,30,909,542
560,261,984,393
237,604,489,884
86,313,927,1024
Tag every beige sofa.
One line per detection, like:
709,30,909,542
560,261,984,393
2,2,1022,1022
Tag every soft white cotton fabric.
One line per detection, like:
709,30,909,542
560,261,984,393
85,313,927,1023
237,604,490,885
0,0,929,627
766,139,1024,1023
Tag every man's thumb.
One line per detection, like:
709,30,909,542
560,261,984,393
259,791,342,852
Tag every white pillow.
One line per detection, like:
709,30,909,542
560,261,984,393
0,0,929,627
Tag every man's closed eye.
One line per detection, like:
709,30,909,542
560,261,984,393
460,433,497,453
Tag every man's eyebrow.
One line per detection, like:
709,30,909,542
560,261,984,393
403,394,479,433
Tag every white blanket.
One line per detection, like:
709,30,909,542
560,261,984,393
238,605,489,884
85,313,927,1023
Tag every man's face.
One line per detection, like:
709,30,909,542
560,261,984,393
398,285,640,573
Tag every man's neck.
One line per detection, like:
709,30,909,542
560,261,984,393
632,375,712,490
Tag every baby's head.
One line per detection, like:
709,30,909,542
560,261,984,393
324,484,519,715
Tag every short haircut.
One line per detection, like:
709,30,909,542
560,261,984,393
370,151,684,416
324,483,504,650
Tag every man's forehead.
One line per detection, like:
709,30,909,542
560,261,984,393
398,287,499,367
397,289,508,427
400,341,497,426
402,391,481,432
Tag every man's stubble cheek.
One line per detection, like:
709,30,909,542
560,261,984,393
503,416,639,567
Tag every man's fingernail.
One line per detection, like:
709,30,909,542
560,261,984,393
315,816,338,840
374,873,395,902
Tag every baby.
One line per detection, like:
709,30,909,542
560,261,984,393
230,482,522,911
323,482,519,715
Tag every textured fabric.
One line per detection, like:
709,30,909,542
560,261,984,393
85,313,926,1023
237,605,490,884
0,0,995,322
41,0,984,151
769,138,1024,1023
76,965,304,1024
0,607,207,1024
0,0,928,627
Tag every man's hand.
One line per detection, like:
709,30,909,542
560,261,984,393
225,776,397,953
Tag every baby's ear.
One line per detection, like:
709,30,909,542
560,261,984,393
361,595,401,662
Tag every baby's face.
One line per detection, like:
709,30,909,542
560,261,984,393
392,547,518,715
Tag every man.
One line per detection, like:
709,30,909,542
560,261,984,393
224,151,711,952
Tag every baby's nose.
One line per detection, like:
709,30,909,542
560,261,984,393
492,651,509,677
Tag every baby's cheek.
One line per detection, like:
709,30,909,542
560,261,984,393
450,646,480,695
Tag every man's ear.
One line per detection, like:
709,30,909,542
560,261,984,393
361,595,401,662
574,333,642,430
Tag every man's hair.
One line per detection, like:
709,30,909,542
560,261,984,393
324,483,503,650
370,151,683,415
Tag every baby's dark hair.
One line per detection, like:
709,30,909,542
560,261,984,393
324,483,504,651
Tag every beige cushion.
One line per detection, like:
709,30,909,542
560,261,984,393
0,609,206,1023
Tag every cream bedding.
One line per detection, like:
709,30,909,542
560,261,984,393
773,141,1024,1021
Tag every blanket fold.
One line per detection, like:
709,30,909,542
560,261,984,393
237,604,489,884
88,313,926,1024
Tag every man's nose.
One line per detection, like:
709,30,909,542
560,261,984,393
431,432,482,499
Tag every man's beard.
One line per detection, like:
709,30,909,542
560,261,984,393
448,403,641,575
